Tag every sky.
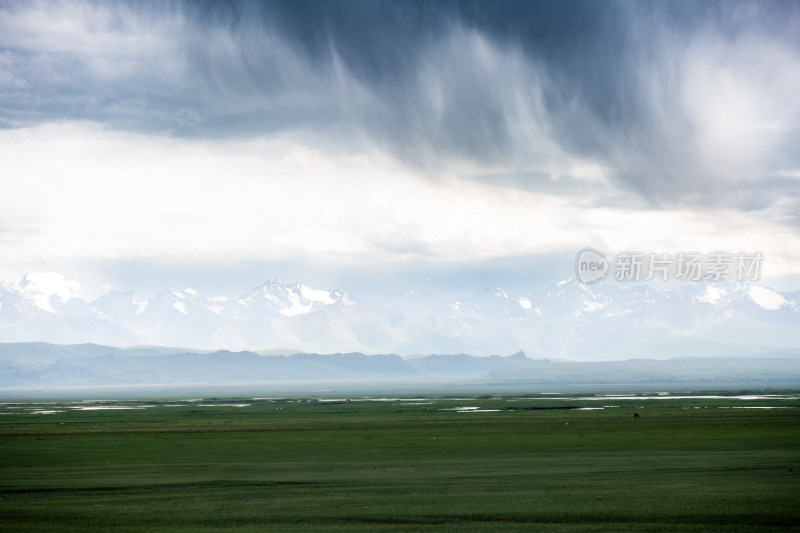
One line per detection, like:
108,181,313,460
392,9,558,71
1,0,800,300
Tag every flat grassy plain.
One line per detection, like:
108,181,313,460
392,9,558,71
1,392,799,531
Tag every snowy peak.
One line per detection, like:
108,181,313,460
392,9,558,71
146,288,228,318
171,288,198,299
10,272,81,313
672,280,794,312
465,287,529,320
237,279,347,317
490,287,509,299
748,285,787,310
292,282,340,306
530,278,614,316
91,290,149,321
689,280,749,305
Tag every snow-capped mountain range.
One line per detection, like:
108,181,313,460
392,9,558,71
0,272,798,360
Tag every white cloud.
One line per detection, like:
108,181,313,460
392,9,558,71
1,121,799,286
0,1,185,75
681,34,800,181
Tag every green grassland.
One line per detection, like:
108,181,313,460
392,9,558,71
1,393,799,531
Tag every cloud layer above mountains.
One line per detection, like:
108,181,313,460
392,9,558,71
1,0,799,295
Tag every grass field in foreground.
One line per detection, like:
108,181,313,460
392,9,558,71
1,392,799,532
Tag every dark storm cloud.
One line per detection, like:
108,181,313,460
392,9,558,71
1,0,799,208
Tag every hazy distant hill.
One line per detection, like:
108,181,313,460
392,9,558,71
1,343,798,389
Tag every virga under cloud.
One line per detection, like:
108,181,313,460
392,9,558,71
1,0,799,296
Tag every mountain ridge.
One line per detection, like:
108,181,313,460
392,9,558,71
1,342,798,390
0,273,798,360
